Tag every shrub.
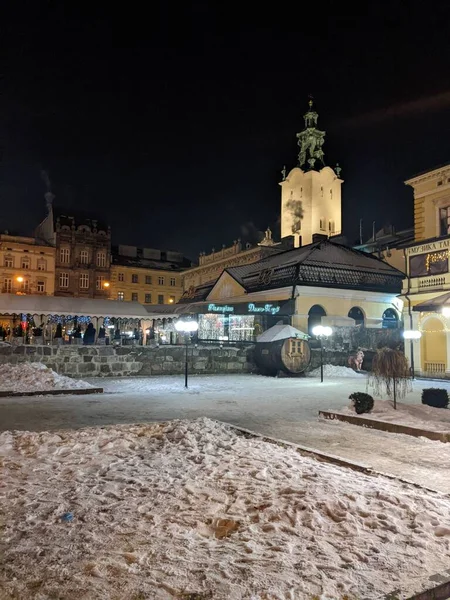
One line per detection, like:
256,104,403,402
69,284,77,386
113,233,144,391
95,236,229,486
371,347,411,409
422,388,449,409
349,392,374,415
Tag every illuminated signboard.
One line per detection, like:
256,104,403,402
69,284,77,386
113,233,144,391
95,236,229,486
207,303,234,313
205,302,285,315
247,303,280,315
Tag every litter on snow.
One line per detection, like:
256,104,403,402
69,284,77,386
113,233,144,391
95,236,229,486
1,417,449,600
0,362,93,392
307,364,365,378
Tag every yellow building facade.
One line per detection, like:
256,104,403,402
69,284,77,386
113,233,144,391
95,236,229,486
402,163,450,377
0,234,56,296
110,264,183,305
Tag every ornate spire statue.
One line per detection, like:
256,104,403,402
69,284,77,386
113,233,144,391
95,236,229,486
296,97,326,170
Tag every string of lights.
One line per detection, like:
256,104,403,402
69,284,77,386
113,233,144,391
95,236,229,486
425,250,449,272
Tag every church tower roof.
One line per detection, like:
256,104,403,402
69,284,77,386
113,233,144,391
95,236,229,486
296,97,326,170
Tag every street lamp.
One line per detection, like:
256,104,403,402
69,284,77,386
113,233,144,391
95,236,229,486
403,329,422,379
312,325,333,382
16,276,23,283
174,318,199,388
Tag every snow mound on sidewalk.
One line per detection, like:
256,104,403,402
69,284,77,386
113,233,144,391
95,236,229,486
308,363,365,378
1,417,450,600
0,362,93,392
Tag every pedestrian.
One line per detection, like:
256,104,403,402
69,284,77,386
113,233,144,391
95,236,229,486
83,323,96,345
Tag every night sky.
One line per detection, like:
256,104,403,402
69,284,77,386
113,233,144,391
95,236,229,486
2,2,450,260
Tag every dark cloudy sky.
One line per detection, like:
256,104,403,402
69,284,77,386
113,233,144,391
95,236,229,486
2,1,450,259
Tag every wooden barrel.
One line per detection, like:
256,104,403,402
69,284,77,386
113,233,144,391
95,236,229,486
254,337,311,376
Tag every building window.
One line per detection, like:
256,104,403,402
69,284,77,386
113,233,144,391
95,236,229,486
96,251,106,267
4,278,12,293
132,274,139,283
145,293,152,303
158,276,164,285
131,292,138,302
80,273,89,289
118,273,124,282
382,308,399,329
37,280,46,293
4,255,14,268
170,277,176,286
145,275,152,284
60,248,70,264
21,257,30,269
80,249,89,264
319,218,326,231
117,291,124,301
37,259,46,271
439,207,450,236
96,275,106,290
158,294,164,304
169,295,175,303
59,272,69,288
328,220,335,234
21,278,30,293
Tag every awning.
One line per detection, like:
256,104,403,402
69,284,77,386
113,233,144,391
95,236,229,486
0,294,150,319
412,291,450,312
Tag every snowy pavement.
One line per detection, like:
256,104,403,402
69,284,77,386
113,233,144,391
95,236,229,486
1,418,450,600
1,374,450,492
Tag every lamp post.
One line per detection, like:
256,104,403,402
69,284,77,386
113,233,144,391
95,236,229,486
174,318,199,388
403,329,422,379
312,325,333,382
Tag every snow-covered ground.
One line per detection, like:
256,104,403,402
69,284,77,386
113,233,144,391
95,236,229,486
1,374,450,492
339,399,450,432
307,364,365,378
0,363,93,392
1,418,449,600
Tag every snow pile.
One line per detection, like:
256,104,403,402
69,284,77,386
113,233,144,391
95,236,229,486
340,399,450,433
1,419,450,599
0,362,93,392
308,363,365,378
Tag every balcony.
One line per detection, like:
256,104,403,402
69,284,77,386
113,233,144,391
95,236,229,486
403,273,450,294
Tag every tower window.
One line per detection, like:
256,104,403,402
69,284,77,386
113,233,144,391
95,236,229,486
320,218,326,231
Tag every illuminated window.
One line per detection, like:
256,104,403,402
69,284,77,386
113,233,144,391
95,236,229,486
145,293,152,303
158,276,164,285
96,251,106,267
80,250,89,264
132,292,138,302
96,275,105,290
4,278,12,293
59,272,69,288
37,280,46,293
80,273,89,289
170,277,176,286
132,274,139,283
4,256,14,268
117,291,124,301
118,273,124,282
169,295,175,303
439,207,450,236
60,248,70,263
21,278,29,292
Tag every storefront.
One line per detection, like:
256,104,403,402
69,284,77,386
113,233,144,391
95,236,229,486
196,300,293,342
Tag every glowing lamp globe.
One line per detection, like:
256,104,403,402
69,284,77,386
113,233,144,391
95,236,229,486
403,330,422,340
312,325,332,337
442,306,450,318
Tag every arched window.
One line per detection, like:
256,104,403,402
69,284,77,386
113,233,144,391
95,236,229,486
308,305,327,335
348,306,365,326
382,308,399,329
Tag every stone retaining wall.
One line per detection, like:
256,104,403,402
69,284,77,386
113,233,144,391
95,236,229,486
0,344,256,377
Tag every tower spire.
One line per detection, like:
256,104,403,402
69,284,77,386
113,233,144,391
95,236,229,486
296,97,326,170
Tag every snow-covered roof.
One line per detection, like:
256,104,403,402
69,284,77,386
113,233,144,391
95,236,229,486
256,324,309,343
0,294,149,318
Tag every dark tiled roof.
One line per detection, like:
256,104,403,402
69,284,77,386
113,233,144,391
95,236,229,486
54,207,109,232
112,254,189,272
228,240,404,294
